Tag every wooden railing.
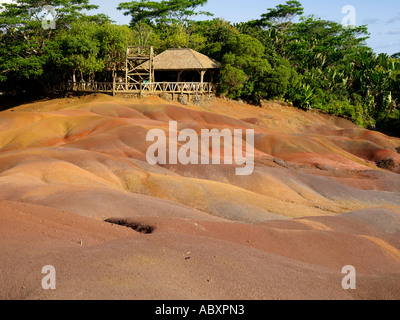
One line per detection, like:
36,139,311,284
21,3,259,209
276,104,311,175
146,82,214,93
64,81,216,95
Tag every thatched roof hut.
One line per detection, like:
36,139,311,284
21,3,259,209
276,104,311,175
152,48,221,71
140,48,221,83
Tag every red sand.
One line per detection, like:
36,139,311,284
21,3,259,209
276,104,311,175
1,94,400,300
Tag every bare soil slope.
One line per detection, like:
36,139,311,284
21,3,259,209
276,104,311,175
1,94,400,300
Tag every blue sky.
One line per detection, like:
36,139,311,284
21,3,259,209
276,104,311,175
89,0,400,55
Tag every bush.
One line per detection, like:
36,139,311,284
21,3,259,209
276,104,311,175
311,98,372,128
219,64,247,99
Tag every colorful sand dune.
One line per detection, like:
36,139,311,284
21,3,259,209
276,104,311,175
1,94,399,299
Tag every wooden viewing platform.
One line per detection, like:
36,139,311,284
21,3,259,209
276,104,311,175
58,47,220,103
62,81,216,100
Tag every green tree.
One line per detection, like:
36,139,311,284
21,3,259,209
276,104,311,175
0,0,101,94
249,1,303,57
391,52,400,59
219,64,247,99
54,22,104,83
259,57,299,102
53,22,136,83
257,0,304,32
191,18,239,60
284,16,369,70
219,34,271,102
117,0,212,27
96,24,135,75
132,21,153,47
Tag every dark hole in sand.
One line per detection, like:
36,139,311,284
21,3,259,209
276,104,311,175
396,147,400,154
376,159,395,171
104,218,155,234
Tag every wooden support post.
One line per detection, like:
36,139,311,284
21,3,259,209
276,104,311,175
113,77,116,96
149,46,154,84
210,70,214,94
200,70,206,93
140,83,143,98
177,70,183,82
125,48,128,91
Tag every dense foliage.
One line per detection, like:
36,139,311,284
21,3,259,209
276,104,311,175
0,0,399,133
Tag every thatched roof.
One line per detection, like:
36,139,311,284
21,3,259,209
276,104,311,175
143,48,221,71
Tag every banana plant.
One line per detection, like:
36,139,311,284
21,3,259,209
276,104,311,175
296,82,315,109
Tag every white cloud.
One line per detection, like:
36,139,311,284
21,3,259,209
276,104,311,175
388,29,400,35
363,18,379,25
376,43,394,50
387,16,400,23
376,40,400,49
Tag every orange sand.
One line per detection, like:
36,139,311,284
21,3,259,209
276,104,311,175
1,94,400,300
